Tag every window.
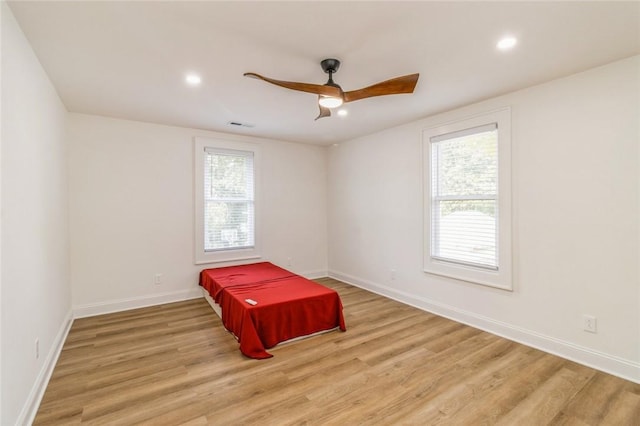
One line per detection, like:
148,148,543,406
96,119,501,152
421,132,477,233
423,108,512,290
204,148,254,251
431,123,498,269
194,137,260,264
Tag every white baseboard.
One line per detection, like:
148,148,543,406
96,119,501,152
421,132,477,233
329,269,640,384
17,309,73,426
301,269,329,280
73,288,203,318
72,269,327,319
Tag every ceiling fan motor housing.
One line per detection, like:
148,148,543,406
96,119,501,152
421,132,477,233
321,58,341,74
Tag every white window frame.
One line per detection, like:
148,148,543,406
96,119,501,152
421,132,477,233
423,108,512,290
194,137,261,264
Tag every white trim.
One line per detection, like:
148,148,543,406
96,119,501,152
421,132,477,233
194,255,262,266
299,269,329,280
430,122,498,143
17,310,73,426
194,137,262,265
329,269,640,384
73,288,203,318
423,107,513,291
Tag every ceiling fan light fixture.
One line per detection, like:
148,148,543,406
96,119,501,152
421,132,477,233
318,96,343,108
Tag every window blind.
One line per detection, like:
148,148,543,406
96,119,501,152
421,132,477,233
430,124,498,270
203,147,255,251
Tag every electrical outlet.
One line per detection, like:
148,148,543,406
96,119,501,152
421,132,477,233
287,257,292,267
35,338,39,359
391,269,396,281
154,273,162,285
583,315,597,333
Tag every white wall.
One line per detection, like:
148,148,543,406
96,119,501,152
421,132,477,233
1,3,72,424
328,56,640,382
68,114,328,315
1,6,637,423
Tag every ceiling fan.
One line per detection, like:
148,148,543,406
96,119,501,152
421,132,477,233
244,59,419,120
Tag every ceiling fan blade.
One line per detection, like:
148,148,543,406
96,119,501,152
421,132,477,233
244,73,342,98
343,73,419,103
315,99,331,121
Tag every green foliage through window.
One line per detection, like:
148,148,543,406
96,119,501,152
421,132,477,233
203,149,255,251
431,126,498,269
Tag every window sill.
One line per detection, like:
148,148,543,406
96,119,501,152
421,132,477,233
424,260,512,291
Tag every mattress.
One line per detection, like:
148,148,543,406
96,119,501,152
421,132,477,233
199,262,346,359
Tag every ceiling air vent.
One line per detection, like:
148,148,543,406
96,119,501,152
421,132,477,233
227,121,254,128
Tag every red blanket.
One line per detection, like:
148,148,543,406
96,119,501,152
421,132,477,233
200,262,295,300
199,262,346,359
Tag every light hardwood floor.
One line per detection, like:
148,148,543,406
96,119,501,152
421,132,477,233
34,278,640,425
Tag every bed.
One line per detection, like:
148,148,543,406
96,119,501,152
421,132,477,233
199,262,346,359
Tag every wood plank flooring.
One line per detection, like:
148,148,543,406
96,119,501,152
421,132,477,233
34,278,640,425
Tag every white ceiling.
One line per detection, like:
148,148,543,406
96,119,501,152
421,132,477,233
7,1,640,145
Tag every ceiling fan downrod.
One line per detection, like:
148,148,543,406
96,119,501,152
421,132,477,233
321,58,341,89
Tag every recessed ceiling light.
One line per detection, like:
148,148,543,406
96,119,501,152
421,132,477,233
337,109,348,117
496,36,517,51
185,73,202,86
